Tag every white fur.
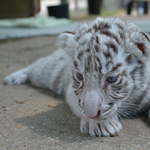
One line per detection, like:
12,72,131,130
4,17,150,137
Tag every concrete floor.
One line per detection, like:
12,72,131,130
1,36,150,150
0,17,150,40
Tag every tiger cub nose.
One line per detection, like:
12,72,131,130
88,110,101,119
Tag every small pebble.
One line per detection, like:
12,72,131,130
16,100,24,104
48,104,51,107
52,104,58,108
3,107,9,111
2,106,6,108
48,104,58,108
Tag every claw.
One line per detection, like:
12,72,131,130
100,118,122,137
83,128,88,134
105,127,117,137
94,129,99,136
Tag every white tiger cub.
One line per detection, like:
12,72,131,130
4,17,150,137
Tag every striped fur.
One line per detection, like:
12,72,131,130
4,17,150,137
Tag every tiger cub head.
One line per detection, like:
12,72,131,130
58,17,150,121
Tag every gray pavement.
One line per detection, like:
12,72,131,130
1,36,150,150
124,17,150,33
0,21,79,40
129,19,150,33
0,17,150,40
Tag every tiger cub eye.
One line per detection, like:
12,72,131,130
76,73,83,81
107,76,118,83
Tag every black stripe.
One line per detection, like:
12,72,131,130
122,70,127,77
125,54,132,64
111,63,122,72
63,31,75,34
95,45,99,52
103,51,112,59
115,23,124,31
109,94,125,100
77,52,83,60
94,56,102,73
74,61,78,69
141,32,150,42
102,31,119,43
106,42,118,53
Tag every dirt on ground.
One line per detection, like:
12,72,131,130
0,36,150,150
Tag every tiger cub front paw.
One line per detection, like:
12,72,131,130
100,119,122,137
80,118,122,137
80,119,102,137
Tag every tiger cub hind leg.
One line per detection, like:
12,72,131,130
4,57,45,86
4,68,29,85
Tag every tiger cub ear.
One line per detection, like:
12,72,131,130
57,32,76,58
126,31,150,61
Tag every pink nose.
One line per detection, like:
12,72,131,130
86,110,101,119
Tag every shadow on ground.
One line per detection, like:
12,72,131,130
13,84,150,144
14,85,97,143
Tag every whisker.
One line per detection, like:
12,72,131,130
117,113,128,124
121,102,140,107
118,105,137,108
117,110,133,119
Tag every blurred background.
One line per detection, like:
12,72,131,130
39,0,150,19
0,0,150,19
0,0,149,40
